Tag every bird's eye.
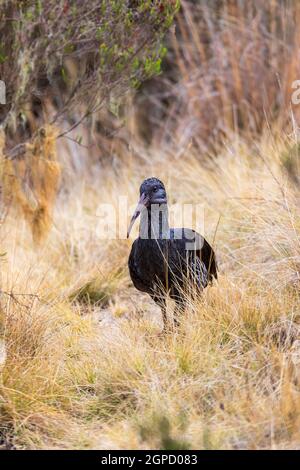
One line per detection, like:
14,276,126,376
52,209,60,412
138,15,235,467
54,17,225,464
153,186,158,192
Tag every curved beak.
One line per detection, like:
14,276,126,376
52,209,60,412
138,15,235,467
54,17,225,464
127,193,149,238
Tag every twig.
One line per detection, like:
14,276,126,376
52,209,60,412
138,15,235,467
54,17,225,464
0,290,41,309
57,96,106,139
63,135,95,149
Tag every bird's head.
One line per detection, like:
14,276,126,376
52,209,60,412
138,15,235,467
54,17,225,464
127,178,167,238
139,177,167,205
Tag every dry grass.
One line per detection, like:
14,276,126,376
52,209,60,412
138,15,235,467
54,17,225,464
0,127,300,449
135,0,300,154
1,0,300,451
1,126,61,244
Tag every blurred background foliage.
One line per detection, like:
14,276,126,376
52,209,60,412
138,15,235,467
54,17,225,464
0,0,178,148
0,0,179,239
1,0,300,239
135,0,300,154
1,0,300,156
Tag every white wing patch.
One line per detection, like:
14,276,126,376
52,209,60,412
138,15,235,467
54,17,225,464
189,257,208,288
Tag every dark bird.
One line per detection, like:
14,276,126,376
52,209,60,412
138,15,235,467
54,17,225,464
127,178,217,331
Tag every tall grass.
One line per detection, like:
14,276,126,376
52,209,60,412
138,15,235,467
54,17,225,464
1,130,300,449
134,0,300,154
1,0,300,451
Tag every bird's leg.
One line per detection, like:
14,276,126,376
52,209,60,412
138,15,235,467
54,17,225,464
150,294,168,332
169,287,186,328
161,302,168,333
173,295,186,328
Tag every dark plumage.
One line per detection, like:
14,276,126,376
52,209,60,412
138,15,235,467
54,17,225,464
127,178,217,330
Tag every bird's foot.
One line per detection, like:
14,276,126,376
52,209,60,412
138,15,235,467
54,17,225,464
157,323,172,336
158,321,181,336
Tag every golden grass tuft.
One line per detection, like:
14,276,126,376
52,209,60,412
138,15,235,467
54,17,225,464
0,126,61,244
0,129,300,449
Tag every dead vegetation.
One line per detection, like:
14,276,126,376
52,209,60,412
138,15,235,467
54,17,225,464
0,0,300,450
0,126,60,243
1,133,300,449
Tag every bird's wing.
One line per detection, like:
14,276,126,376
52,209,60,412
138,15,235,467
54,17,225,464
189,256,209,288
197,234,218,282
171,228,218,282
199,238,218,282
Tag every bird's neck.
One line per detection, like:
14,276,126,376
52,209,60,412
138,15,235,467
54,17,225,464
139,204,169,239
